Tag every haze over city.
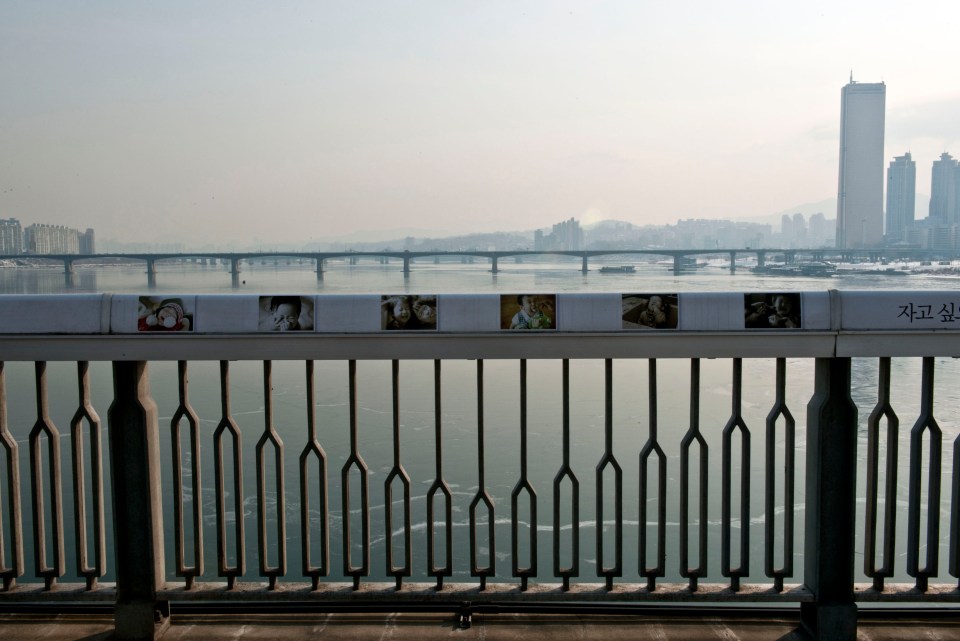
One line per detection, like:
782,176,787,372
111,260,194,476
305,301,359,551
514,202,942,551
2,1,959,246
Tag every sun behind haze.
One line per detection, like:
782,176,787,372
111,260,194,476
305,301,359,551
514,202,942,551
1,1,958,246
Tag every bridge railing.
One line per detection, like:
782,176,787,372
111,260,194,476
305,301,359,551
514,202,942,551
2,292,960,641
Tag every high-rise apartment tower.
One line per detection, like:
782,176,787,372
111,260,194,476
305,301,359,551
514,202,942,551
885,152,916,242
836,78,886,248
929,152,960,224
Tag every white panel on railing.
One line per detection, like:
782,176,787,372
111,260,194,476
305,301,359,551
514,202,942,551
194,296,260,333
677,293,745,331
314,295,382,333
435,295,498,332
560,294,622,331
7,291,944,336
0,294,105,334
801,291,832,330
840,291,960,330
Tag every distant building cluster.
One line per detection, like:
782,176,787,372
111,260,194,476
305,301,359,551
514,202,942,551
534,218,583,251
0,218,96,255
883,151,960,249
672,219,768,249
780,212,833,248
549,216,835,251
835,76,960,250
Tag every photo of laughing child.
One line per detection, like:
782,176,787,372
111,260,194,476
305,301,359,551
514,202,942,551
381,295,438,330
501,294,556,330
258,296,314,331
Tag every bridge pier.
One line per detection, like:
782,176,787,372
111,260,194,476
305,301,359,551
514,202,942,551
785,251,796,265
729,251,737,274
403,256,411,276
61,258,75,288
315,256,324,282
756,251,766,268
673,255,682,275
491,257,498,274
144,258,157,288
581,256,589,274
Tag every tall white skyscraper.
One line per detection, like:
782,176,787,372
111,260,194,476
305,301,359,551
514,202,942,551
929,152,959,224
836,78,886,248
885,152,916,242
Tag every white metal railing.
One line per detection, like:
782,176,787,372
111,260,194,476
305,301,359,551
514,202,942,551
3,292,960,641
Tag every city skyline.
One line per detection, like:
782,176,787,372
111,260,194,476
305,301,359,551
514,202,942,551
2,2,959,246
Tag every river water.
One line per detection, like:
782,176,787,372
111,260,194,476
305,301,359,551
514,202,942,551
2,259,958,588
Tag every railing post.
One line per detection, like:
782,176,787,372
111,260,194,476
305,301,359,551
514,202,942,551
801,356,857,641
108,361,168,641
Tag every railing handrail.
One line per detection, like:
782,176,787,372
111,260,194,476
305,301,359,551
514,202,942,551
7,292,960,641
4,330,960,361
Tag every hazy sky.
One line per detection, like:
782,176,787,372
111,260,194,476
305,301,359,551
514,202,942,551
2,1,959,245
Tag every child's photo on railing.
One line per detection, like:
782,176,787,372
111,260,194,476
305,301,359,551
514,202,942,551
258,295,314,331
622,293,679,329
501,294,556,330
744,293,802,329
381,295,437,330
137,296,194,332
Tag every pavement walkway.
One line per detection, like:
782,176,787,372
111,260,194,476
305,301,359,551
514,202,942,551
3,611,960,641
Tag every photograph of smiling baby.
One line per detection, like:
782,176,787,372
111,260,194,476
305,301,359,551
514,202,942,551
500,294,556,330
744,293,802,329
258,296,314,332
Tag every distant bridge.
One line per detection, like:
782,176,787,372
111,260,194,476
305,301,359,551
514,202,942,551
1,247,956,286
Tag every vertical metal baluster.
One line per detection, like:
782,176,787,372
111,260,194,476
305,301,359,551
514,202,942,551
639,359,666,591
257,361,286,589
300,361,329,589
29,362,64,590
721,358,750,592
865,357,898,592
385,360,411,589
680,359,708,592
341,360,370,591
213,360,245,589
0,362,24,591
907,357,941,592
70,361,105,590
511,360,537,591
764,358,795,592
427,360,453,590
171,361,203,589
595,358,622,592
553,359,579,591
469,360,495,589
